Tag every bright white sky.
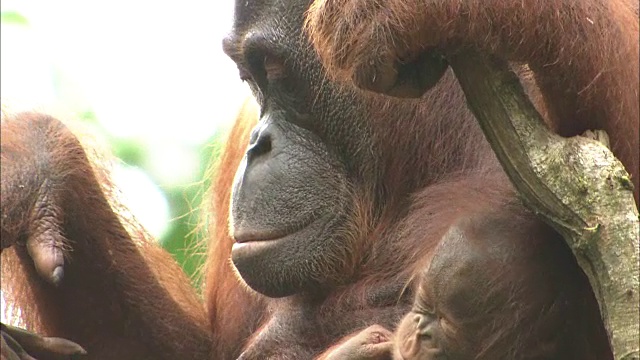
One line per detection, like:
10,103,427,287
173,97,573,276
1,0,248,140
1,0,251,239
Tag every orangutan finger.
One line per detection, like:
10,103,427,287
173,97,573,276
2,329,36,360
1,334,22,360
2,324,87,356
26,228,66,286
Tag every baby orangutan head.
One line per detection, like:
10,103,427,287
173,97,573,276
394,224,494,360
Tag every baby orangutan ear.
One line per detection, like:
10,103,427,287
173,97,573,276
396,312,445,360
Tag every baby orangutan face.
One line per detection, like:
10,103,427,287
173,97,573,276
392,226,481,360
392,306,447,360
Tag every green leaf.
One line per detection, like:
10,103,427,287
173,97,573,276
1,11,29,26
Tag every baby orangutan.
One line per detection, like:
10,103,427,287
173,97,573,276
320,205,610,360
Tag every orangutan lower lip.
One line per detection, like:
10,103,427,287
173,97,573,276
233,217,319,244
231,217,326,257
232,239,278,253
233,213,333,244
233,229,290,243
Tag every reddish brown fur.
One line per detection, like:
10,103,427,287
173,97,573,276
4,2,634,353
306,0,640,204
1,113,213,359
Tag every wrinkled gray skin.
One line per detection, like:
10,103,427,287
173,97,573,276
225,0,468,299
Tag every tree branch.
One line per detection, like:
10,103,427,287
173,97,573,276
447,50,639,360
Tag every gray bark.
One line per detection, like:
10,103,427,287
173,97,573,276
447,50,639,360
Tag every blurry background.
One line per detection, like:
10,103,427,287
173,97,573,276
1,0,250,288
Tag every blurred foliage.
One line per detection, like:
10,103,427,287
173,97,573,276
1,11,28,25
2,8,230,292
85,112,227,291
149,136,225,290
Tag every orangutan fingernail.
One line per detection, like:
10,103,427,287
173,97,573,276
51,265,64,286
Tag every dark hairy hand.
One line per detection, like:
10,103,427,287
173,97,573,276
1,323,86,360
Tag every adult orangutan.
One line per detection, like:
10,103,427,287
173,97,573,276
1,0,637,359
